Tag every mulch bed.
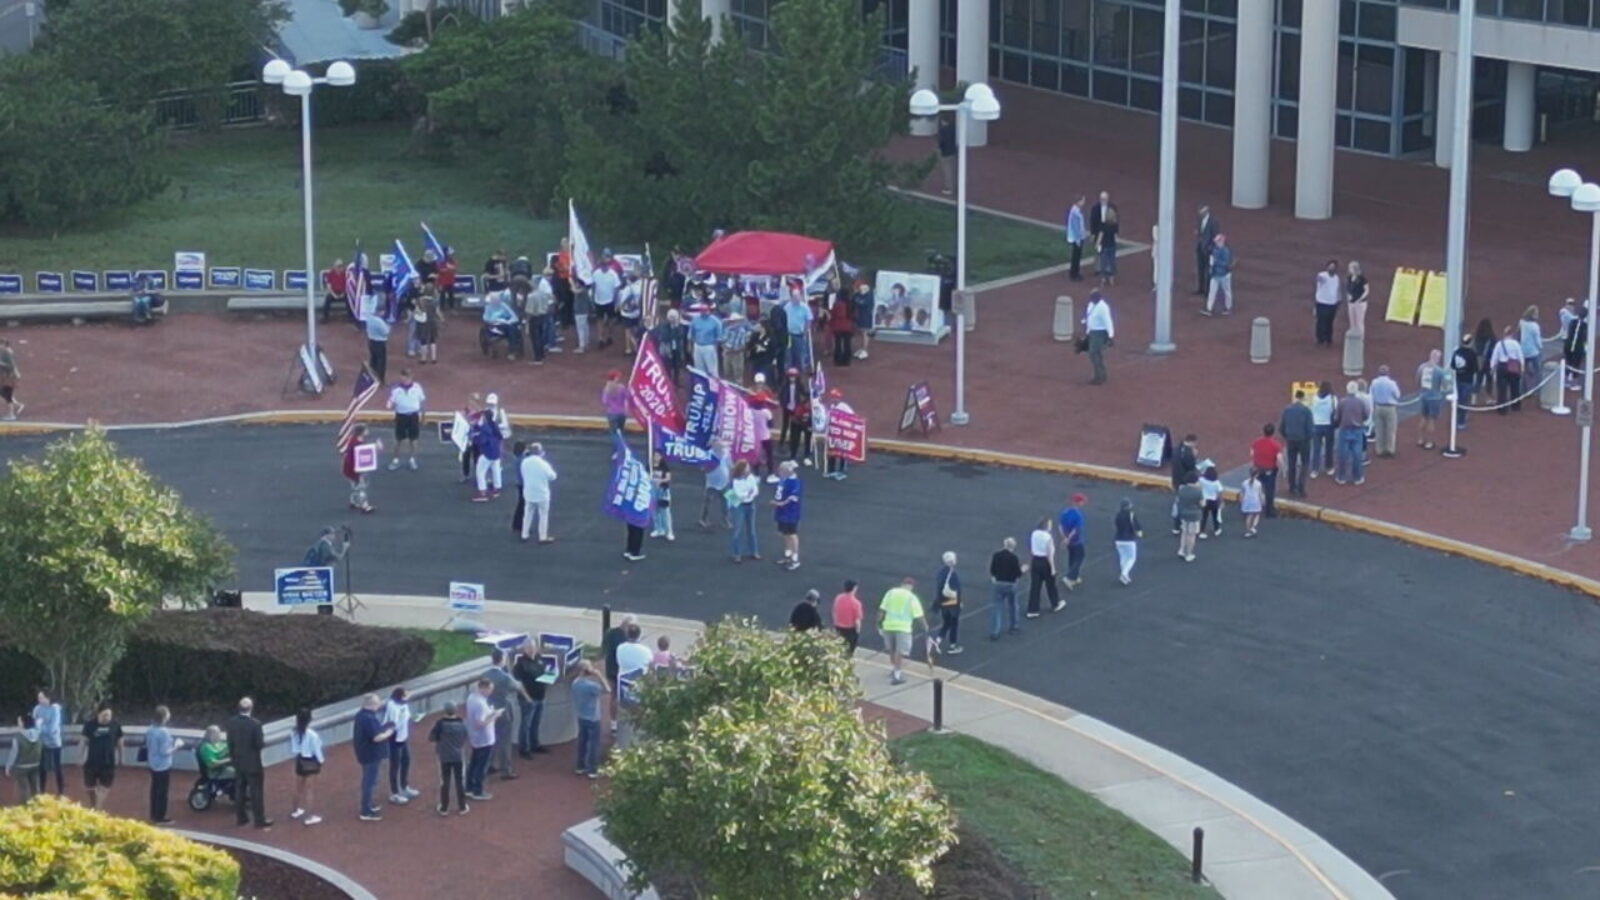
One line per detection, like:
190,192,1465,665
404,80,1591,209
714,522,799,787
229,844,350,900
655,824,1045,900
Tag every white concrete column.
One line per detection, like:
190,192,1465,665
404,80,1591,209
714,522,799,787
1294,0,1338,220
908,0,940,136
702,0,730,42
956,0,990,146
1434,50,1456,168
1504,61,1536,152
1231,0,1273,209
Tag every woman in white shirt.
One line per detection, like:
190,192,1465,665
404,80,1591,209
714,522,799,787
289,708,325,826
385,688,421,805
1197,466,1224,538
727,460,762,562
1518,306,1546,389
1310,381,1337,477
1490,325,1526,413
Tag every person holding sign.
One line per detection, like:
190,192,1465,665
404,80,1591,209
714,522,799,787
342,424,379,514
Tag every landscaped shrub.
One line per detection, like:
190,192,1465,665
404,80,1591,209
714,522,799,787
0,795,239,898
110,609,433,713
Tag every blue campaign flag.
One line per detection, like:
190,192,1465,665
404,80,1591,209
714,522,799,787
421,222,448,260
602,432,655,528
391,239,417,298
656,426,717,469
684,368,720,448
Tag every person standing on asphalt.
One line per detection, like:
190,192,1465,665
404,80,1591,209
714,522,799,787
878,577,929,685
471,395,507,502
513,640,549,757
81,706,123,811
1248,424,1284,517
988,537,1023,639
224,698,269,828
288,707,324,827
1194,206,1220,296
385,369,425,471
1240,470,1265,537
384,688,420,806
1065,196,1087,282
1311,383,1336,477
365,306,391,383
464,679,501,801
483,649,527,781
1057,494,1088,587
1176,473,1203,562
832,580,864,652
428,702,469,816
1280,393,1313,497
772,460,804,571
1346,261,1370,336
1202,234,1235,316
1198,466,1223,538
1113,499,1142,585
1026,519,1063,616
1334,381,1369,485
1369,366,1402,458
145,705,181,825
1451,333,1479,429
518,443,558,544
571,662,609,778
353,694,395,822
1170,434,1199,533
1313,260,1341,347
0,337,22,420
727,460,761,561
789,589,824,632
934,552,964,655
698,440,732,530
1491,325,1526,413
1083,291,1114,385
1416,349,1448,450
32,690,62,796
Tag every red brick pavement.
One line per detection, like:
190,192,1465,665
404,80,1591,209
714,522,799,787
4,86,1596,579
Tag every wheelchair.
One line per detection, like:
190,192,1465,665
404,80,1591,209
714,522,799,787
187,748,238,812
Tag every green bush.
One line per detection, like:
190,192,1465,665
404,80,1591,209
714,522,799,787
0,795,239,898
0,609,433,716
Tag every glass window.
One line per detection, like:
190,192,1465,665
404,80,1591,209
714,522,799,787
1131,8,1163,76
1402,47,1427,115
1181,86,1204,118
1335,112,1353,147
1337,41,1354,108
1358,2,1395,39
1279,0,1302,28
1033,0,1062,54
1032,58,1062,90
1130,76,1161,110
1276,103,1299,138
1003,50,1030,82
1093,70,1130,103
1061,0,1092,60
1401,118,1427,153
1094,1,1130,68
1339,0,1356,33
1553,0,1592,25
1211,0,1239,14
1499,0,1544,18
1062,63,1091,95
1183,0,1206,11
1354,44,1393,114
1180,15,1206,83
1205,21,1235,88
1353,117,1390,152
1276,32,1299,100
1205,90,1235,125
1002,0,1030,48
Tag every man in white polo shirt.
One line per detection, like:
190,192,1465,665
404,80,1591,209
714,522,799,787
518,443,558,543
385,369,425,471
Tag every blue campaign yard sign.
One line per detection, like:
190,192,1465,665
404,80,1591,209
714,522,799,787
455,274,478,295
71,271,99,291
134,270,168,290
174,270,204,290
0,275,20,294
284,270,308,290
210,267,242,289
105,270,133,291
275,567,335,606
243,269,275,291
36,272,63,293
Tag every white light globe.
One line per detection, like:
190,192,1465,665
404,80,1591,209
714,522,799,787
262,58,291,85
970,92,1001,122
283,69,313,96
909,89,939,118
1573,182,1600,214
1550,168,1583,198
963,83,995,104
326,61,356,87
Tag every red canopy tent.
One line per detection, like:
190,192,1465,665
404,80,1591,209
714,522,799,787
693,231,835,277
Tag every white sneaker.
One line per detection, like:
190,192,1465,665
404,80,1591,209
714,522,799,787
407,458,418,471
389,793,409,805
303,815,322,826
387,459,401,471
290,808,304,819
765,474,779,483
403,786,421,798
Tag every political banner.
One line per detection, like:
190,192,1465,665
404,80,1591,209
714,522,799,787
36,272,63,293
628,334,686,433
455,273,478,296
684,368,720,448
275,567,335,607
825,410,868,463
448,581,486,613
285,270,309,291
656,426,718,469
105,271,133,291
134,270,168,290
71,271,98,291
539,633,580,675
602,433,655,528
209,267,241,289
451,411,472,453
617,667,646,706
715,384,760,463
174,251,205,274
243,269,276,291
353,442,379,473
0,275,19,294
174,270,204,290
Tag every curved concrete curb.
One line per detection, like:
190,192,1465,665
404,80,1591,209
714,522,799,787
173,828,378,900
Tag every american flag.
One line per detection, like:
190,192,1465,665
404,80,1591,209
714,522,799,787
336,366,381,453
641,276,658,323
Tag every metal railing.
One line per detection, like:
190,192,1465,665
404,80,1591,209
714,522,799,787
575,18,629,61
151,80,265,130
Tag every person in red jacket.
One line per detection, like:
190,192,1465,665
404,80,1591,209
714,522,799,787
827,287,856,367
322,260,349,323
342,424,380,514
437,252,459,309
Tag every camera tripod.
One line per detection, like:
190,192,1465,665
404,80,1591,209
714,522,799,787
337,532,366,619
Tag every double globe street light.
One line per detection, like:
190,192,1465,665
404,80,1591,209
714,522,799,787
1547,168,1600,542
909,83,1001,427
262,58,356,384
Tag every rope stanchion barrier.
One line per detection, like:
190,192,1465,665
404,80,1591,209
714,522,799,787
1456,367,1559,413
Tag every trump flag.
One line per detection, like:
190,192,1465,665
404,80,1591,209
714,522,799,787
628,334,686,434
602,432,655,528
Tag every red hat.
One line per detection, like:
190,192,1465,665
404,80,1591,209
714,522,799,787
826,389,843,400
1072,493,1088,504
608,369,622,380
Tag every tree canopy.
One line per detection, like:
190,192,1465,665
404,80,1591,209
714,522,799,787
0,430,234,715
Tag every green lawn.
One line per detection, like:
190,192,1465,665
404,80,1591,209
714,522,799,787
895,732,1219,900
0,123,1063,285
402,628,486,674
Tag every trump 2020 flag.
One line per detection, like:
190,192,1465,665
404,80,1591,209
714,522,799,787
603,432,655,528
421,222,447,260
715,383,760,463
656,426,718,469
628,333,686,434
391,239,417,298
684,368,720,448
568,199,595,287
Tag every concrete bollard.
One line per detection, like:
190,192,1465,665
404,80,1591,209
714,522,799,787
1540,360,1568,412
1249,317,1271,364
965,292,977,332
1342,330,1364,377
954,289,976,333
1052,295,1075,342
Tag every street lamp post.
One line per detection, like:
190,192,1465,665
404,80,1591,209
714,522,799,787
909,84,1001,427
1549,167,1600,542
262,58,356,376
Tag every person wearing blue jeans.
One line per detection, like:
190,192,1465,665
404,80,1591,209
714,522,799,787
512,643,548,757
727,461,761,561
464,679,499,799
1057,494,1088,588
987,538,1023,639
1336,426,1366,484
352,695,394,821
571,662,608,777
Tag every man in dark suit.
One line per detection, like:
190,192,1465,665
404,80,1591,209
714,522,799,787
223,697,271,829
1088,190,1116,242
1170,434,1199,533
1195,206,1220,295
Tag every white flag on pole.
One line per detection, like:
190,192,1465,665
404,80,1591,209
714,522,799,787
568,199,596,287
